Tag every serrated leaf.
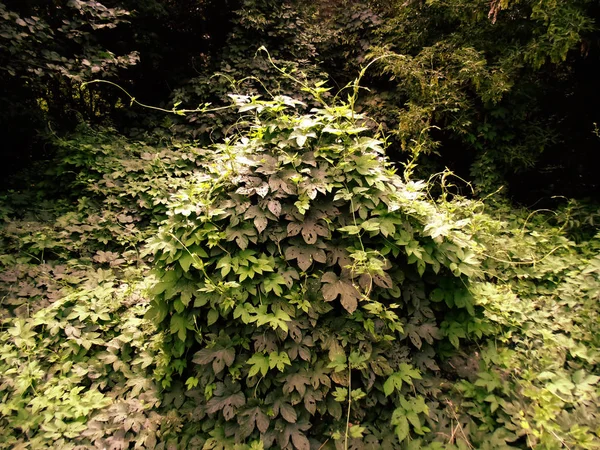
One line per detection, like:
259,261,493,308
384,364,421,396
283,373,310,397
247,353,269,377
303,388,320,415
321,271,361,313
262,273,287,296
269,351,291,371
193,346,236,374
287,217,329,244
245,205,270,233
225,223,257,250
239,406,270,437
285,243,326,271
269,172,297,195
206,382,245,420
281,268,300,288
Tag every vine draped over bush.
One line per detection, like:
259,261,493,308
145,85,484,448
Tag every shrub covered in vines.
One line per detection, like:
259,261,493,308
145,82,484,448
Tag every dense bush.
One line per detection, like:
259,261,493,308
145,85,486,448
3,0,598,198
169,0,329,142
0,0,139,180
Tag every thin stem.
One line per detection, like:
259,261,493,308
81,79,237,115
344,362,352,450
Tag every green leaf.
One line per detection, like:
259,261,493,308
186,376,199,389
383,364,421,396
430,288,444,302
392,413,409,442
247,353,269,377
216,255,232,277
170,313,190,341
332,387,348,402
269,351,291,372
145,299,169,324
179,252,194,272
383,375,400,397
262,273,286,296
207,308,219,326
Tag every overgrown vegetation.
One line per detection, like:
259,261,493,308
1,0,599,448
145,83,486,447
1,78,599,448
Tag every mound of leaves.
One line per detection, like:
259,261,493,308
0,129,214,449
145,93,484,448
453,204,600,449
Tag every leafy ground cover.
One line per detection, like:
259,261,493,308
0,87,599,449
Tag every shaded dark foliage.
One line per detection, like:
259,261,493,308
2,0,599,199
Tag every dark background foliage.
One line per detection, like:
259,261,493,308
1,0,599,197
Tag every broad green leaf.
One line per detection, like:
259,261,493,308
170,313,190,341
247,353,269,377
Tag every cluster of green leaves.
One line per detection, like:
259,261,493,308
145,89,487,448
0,270,162,449
48,126,211,221
1,127,209,300
0,128,222,449
0,0,136,82
0,0,140,174
450,205,600,449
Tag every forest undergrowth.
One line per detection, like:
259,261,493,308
0,77,599,449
